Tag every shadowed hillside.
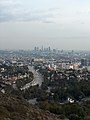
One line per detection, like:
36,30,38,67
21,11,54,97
0,92,61,120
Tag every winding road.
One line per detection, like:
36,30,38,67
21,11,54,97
21,66,43,90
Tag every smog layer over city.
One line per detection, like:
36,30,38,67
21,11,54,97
0,0,90,120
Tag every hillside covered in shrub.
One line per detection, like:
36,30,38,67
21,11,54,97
0,92,61,120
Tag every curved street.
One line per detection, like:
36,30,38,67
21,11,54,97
21,66,43,90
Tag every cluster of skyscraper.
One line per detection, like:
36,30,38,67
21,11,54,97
81,58,90,67
34,46,51,52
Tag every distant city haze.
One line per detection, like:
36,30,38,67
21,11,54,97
0,0,90,50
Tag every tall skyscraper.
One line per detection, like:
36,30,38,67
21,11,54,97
48,46,51,52
81,58,87,67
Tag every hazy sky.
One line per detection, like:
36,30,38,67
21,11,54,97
0,0,90,50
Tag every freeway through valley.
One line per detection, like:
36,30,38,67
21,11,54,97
21,66,43,90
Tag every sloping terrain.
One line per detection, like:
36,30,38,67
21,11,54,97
0,93,61,120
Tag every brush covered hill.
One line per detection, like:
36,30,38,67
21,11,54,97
0,92,61,120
